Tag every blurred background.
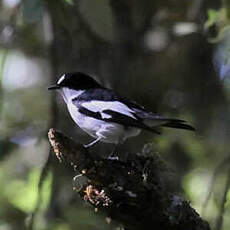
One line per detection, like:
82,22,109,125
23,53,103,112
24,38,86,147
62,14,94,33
1,0,230,229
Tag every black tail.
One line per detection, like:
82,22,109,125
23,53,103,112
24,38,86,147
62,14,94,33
161,120,195,131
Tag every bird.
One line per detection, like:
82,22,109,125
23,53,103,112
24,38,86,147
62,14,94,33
48,72,195,153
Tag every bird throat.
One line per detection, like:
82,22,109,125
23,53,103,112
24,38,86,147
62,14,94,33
61,87,84,103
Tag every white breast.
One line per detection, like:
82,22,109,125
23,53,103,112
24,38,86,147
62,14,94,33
61,88,85,103
67,100,140,144
61,88,141,144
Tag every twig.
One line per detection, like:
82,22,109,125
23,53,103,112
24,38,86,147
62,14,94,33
215,164,230,230
27,153,52,230
0,49,8,118
27,11,60,228
202,156,230,216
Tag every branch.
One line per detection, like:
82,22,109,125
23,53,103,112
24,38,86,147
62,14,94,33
48,128,210,230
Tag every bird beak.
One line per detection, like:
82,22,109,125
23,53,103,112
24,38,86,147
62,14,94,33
48,84,60,90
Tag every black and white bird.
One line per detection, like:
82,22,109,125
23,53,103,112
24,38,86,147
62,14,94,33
48,72,194,149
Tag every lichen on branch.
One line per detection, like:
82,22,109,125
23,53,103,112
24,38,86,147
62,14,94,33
48,128,210,230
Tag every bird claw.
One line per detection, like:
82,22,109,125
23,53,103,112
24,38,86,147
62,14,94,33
108,156,119,161
83,143,91,148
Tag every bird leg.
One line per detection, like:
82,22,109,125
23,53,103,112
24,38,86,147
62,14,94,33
108,144,120,160
84,137,101,148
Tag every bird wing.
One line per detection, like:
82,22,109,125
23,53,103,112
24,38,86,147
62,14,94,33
73,88,195,132
130,107,195,131
73,99,161,134
128,105,195,131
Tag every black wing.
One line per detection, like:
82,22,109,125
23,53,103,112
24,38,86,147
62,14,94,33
77,88,120,102
129,107,195,131
77,105,161,134
74,88,195,132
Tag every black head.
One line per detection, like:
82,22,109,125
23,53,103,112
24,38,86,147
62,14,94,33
48,72,103,90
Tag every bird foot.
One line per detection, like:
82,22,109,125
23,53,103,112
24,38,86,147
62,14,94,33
83,143,91,148
108,156,119,161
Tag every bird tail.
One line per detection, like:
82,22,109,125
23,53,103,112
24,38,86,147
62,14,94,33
161,120,195,131
145,118,195,134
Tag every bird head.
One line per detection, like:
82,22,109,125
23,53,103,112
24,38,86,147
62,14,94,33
48,72,102,91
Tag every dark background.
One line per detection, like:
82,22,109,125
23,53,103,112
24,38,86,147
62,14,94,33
0,0,230,229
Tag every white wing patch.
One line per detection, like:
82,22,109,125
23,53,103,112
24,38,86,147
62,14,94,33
81,101,137,120
101,112,112,119
57,74,66,85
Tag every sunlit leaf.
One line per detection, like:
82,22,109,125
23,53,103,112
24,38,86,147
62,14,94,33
226,188,230,206
205,8,230,43
64,0,73,5
4,169,52,213
183,170,211,210
40,170,52,211
205,9,222,29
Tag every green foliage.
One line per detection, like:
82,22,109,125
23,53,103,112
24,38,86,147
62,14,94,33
1,0,230,229
204,3,230,43
182,170,219,222
2,169,52,213
63,0,73,5
205,8,230,43
205,9,226,29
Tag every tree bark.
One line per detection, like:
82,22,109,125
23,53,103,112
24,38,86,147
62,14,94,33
48,128,210,230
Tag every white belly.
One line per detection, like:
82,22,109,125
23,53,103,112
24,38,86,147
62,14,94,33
67,102,141,144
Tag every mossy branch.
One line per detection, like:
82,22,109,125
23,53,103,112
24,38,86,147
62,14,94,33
48,128,210,230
